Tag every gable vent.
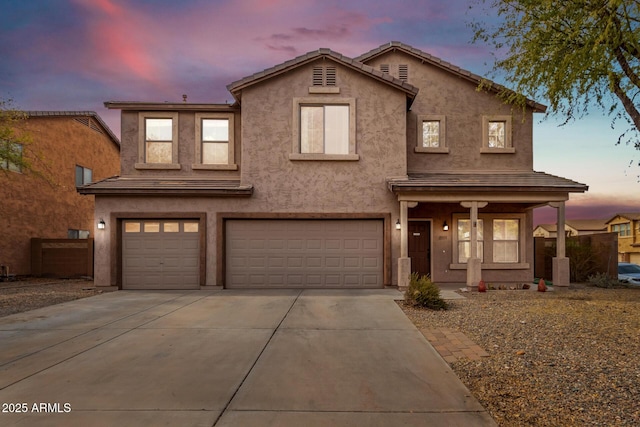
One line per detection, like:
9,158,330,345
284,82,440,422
312,66,324,86
398,64,408,82
325,66,336,86
312,66,337,86
74,117,104,135
380,64,390,74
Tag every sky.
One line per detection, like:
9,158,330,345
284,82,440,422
1,0,638,225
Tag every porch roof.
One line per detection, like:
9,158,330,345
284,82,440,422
388,172,588,194
77,176,253,197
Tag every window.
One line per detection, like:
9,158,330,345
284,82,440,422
457,219,484,263
68,229,90,239
291,98,358,161
136,112,180,169
1,142,23,172
493,219,519,263
414,115,449,153
416,115,447,153
613,223,631,237
193,113,237,170
75,165,92,187
452,214,526,268
482,115,514,153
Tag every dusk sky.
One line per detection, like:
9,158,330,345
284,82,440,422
1,0,638,224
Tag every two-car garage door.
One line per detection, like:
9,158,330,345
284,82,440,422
225,219,384,288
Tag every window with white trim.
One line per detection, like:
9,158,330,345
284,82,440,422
291,97,358,161
193,113,237,170
482,115,514,153
136,112,180,169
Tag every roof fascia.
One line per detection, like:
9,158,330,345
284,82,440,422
104,102,238,112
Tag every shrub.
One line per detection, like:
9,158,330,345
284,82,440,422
587,272,621,288
405,273,448,310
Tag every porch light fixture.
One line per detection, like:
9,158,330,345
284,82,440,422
97,219,106,230
443,221,449,231
395,219,401,230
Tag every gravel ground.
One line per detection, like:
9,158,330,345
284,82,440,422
401,285,640,427
0,278,105,317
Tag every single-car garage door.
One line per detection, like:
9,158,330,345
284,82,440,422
226,219,384,288
122,219,200,289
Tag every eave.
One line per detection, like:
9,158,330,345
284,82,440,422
77,177,253,197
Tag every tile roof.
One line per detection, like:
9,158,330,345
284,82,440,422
605,212,640,223
356,41,547,113
77,177,253,197
535,219,608,232
25,111,120,147
388,172,588,193
226,48,419,104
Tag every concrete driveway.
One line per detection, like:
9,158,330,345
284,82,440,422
0,289,496,426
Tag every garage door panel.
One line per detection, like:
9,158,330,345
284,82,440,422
226,219,383,288
122,219,200,290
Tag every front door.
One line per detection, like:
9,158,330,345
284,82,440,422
408,221,431,277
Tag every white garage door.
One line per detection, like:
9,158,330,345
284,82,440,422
226,219,384,288
122,220,200,290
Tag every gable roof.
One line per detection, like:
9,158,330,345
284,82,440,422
605,212,640,224
356,41,547,113
535,219,608,233
226,48,419,105
25,111,120,148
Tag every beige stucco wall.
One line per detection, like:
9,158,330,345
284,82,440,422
94,58,408,287
363,51,535,173
0,117,120,275
608,216,640,261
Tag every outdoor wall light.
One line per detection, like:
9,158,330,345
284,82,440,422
395,219,401,230
97,219,106,230
443,221,449,231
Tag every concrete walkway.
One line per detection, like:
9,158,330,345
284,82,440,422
0,289,496,426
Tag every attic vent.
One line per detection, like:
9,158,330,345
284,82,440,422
313,66,324,86
380,64,390,73
325,66,336,86
312,66,337,86
74,117,104,135
398,64,408,82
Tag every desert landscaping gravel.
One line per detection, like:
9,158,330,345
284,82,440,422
2,279,638,426
402,286,640,427
0,278,104,317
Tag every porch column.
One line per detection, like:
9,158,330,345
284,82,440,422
550,201,570,287
398,201,411,288
461,201,487,290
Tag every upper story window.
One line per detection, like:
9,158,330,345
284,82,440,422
1,142,23,173
290,97,358,161
612,223,631,237
415,115,448,153
136,112,180,170
75,165,92,187
481,115,514,153
193,113,237,171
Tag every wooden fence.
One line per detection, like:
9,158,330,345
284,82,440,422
31,238,94,278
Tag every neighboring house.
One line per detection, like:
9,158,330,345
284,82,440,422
79,41,587,290
533,219,608,238
606,213,640,263
0,111,120,275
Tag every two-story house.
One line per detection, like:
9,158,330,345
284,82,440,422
533,219,608,238
606,213,640,263
1,111,120,276
79,42,587,290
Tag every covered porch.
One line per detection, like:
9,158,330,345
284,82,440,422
388,172,588,290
